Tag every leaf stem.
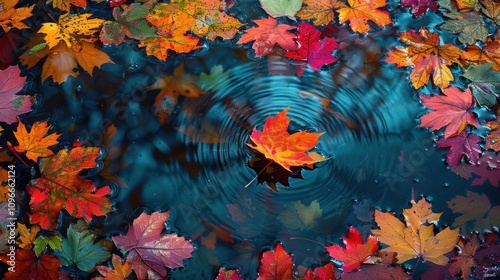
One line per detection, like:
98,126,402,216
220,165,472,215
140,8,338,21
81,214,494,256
6,142,32,168
244,160,273,188
411,256,421,278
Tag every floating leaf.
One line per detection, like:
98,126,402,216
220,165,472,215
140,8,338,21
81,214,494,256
326,226,379,272
296,0,347,25
372,198,459,265
0,0,34,33
12,118,61,162
0,249,60,280
215,267,244,280
462,37,500,71
47,0,87,12
257,242,294,280
449,234,479,279
95,254,133,280
400,0,438,17
419,87,479,139
57,221,111,272
438,0,487,45
0,66,32,124
33,233,62,257
17,223,40,250
435,130,482,166
247,107,326,171
461,62,500,106
259,0,303,19
337,0,393,34
304,262,336,280
112,211,194,279
237,17,297,57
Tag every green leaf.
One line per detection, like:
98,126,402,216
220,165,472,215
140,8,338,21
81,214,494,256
33,234,62,257
438,0,487,44
114,3,157,40
198,65,231,91
57,221,111,272
461,62,500,106
259,0,303,19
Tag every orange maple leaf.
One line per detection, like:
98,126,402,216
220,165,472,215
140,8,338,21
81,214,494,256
47,0,86,12
27,146,112,230
95,254,132,280
449,234,479,279
12,117,61,162
371,198,459,265
461,37,500,71
385,28,462,89
337,0,392,34
296,0,347,25
17,223,40,250
247,107,326,171
0,0,34,33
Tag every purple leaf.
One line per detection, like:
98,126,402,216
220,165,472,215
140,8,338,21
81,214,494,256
436,130,482,167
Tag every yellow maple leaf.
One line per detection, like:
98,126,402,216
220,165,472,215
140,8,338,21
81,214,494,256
296,0,347,25
372,198,459,265
17,223,40,250
12,117,61,162
38,13,104,49
337,0,393,34
0,0,34,33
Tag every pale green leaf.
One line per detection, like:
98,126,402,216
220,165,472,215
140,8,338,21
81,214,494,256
259,0,303,19
277,200,322,230
33,234,62,257
462,62,500,106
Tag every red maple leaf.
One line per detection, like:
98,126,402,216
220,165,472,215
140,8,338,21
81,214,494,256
0,65,32,124
284,22,338,77
0,249,60,280
400,0,437,17
419,87,479,139
257,242,294,280
436,130,482,167
304,262,336,280
326,226,379,272
449,234,480,279
112,211,194,280
247,107,326,171
237,17,297,57
27,146,112,230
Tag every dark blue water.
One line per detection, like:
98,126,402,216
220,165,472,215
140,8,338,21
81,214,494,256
5,0,500,279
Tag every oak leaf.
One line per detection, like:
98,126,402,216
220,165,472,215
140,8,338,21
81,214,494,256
385,28,462,89
237,17,297,57
400,0,438,17
257,242,294,280
112,211,194,280
0,66,32,124
326,226,379,272
0,249,61,280
27,146,113,230
449,234,479,279
296,0,347,25
337,0,393,34
461,37,500,71
12,117,61,162
419,87,479,139
448,191,500,231
284,22,338,76
95,254,133,280
247,107,326,171
435,130,482,167
0,0,34,33
259,0,303,19
371,198,459,265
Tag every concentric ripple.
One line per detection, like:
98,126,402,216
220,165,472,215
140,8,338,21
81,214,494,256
168,57,422,241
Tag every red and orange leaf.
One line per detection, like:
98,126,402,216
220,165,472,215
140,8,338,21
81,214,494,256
462,37,500,71
112,211,194,280
215,267,244,280
0,249,61,280
27,146,112,230
0,0,34,33
138,35,201,61
337,0,393,34
419,87,479,139
12,117,61,162
372,198,459,265
257,242,294,280
284,22,338,76
304,262,336,280
449,234,479,279
237,17,297,57
326,226,379,272
386,28,461,89
296,0,347,25
340,264,409,279
485,120,500,151
47,0,87,12
95,254,133,280
435,130,482,166
247,107,326,171
481,0,500,24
